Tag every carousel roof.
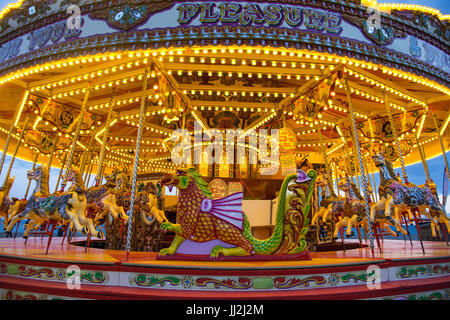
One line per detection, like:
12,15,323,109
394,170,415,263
0,0,448,179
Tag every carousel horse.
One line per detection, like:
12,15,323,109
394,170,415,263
332,177,369,238
138,182,168,225
311,173,344,226
88,170,129,227
0,177,17,229
5,165,102,239
424,180,450,238
370,153,443,236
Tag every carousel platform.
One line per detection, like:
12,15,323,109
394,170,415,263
0,237,448,300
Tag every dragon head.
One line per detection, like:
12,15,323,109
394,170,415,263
161,168,194,191
161,167,212,197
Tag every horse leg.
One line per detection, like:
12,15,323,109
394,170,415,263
334,218,346,238
347,215,358,236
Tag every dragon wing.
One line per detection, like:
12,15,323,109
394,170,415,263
200,192,244,230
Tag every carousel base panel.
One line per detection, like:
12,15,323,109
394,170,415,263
0,237,448,300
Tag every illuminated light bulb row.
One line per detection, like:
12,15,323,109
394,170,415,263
296,129,317,136
171,68,322,79
184,89,294,99
167,55,330,70
142,156,171,163
193,105,275,113
90,97,142,111
31,58,146,92
417,136,439,146
381,66,450,97
112,136,162,146
48,74,157,100
243,112,277,135
374,1,450,20
298,143,332,147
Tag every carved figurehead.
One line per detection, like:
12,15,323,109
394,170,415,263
159,167,318,259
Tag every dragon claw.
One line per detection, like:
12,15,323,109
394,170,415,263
210,245,224,258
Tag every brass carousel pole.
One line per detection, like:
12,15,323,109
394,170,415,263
85,159,95,188
24,151,40,199
383,91,408,183
79,134,95,178
431,109,450,179
95,91,116,187
55,151,68,193
60,84,92,192
46,136,59,170
2,115,31,187
415,136,432,183
126,67,150,257
342,71,375,256
0,89,29,175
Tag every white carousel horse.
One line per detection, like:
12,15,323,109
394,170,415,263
5,165,102,239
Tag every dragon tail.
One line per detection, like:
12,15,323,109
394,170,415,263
242,170,317,255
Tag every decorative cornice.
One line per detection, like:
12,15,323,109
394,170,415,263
0,25,448,89
0,0,448,54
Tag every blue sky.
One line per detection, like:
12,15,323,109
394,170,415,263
0,0,449,14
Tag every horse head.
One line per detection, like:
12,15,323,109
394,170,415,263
371,152,386,168
28,165,48,181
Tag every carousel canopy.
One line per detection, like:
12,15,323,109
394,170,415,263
0,0,448,179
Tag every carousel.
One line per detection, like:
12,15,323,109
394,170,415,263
0,0,448,300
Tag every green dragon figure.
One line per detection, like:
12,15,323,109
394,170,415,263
159,168,317,258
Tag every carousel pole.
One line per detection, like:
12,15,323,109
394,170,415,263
0,89,29,175
94,92,116,187
79,134,95,178
342,71,375,257
60,84,92,192
415,137,432,183
46,136,59,170
3,115,31,187
86,156,96,188
431,109,450,179
383,91,408,183
317,129,335,196
126,67,150,258
55,152,68,193
24,151,40,199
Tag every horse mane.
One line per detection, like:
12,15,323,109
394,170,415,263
38,165,50,195
349,181,363,200
383,155,397,180
186,167,212,199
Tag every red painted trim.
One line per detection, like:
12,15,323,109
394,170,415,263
387,257,450,267
0,255,120,272
0,274,449,300
118,261,391,276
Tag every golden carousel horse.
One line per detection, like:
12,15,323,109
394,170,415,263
332,177,370,238
424,180,450,238
0,177,19,229
87,171,129,227
311,173,344,226
5,165,102,239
